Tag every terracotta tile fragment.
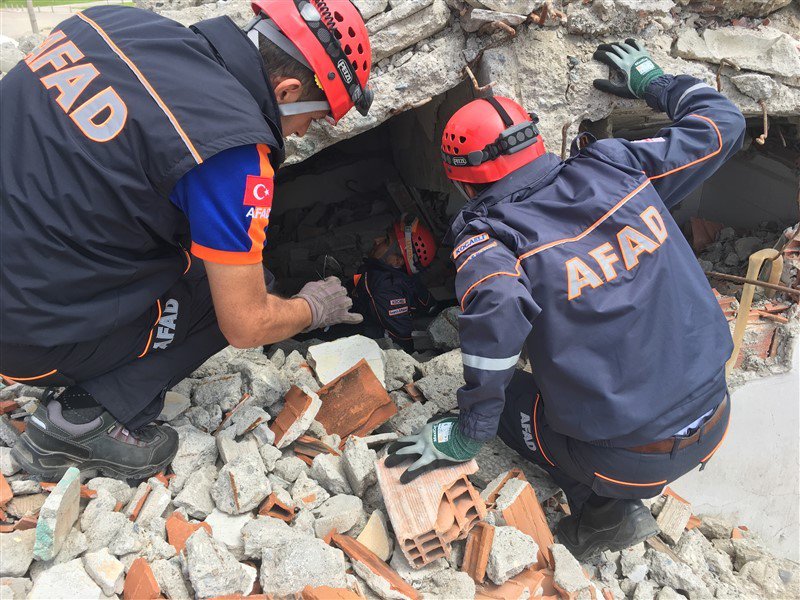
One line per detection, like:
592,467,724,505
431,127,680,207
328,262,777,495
165,511,212,553
301,585,361,599
10,420,25,434
292,435,341,464
0,400,19,415
662,487,689,505
686,515,701,531
153,472,174,488
731,527,745,540
128,485,152,522
498,474,554,569
270,386,317,448
315,360,397,439
689,217,724,252
0,473,13,506
123,558,161,600
40,481,97,499
0,524,14,533
402,382,424,403
328,532,420,600
257,492,295,523
14,515,37,530
462,522,495,583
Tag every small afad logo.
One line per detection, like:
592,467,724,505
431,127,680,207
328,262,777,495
243,175,274,208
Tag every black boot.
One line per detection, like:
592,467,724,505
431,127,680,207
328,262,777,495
556,497,660,561
11,391,177,481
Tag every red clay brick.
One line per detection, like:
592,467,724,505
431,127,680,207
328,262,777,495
301,586,360,599
165,512,212,554
257,493,295,523
123,558,160,600
270,386,317,447
0,473,13,506
462,522,495,583
0,400,19,415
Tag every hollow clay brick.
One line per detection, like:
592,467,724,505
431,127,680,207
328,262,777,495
257,492,295,523
462,522,495,583
315,360,397,439
496,473,554,569
123,558,161,600
328,532,420,600
376,456,485,568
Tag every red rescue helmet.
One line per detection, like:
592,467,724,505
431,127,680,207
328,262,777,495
248,0,373,123
392,215,437,275
441,96,546,184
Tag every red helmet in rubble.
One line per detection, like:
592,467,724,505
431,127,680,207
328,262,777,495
249,0,373,123
441,96,545,184
393,215,437,276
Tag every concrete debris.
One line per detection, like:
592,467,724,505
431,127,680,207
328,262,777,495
371,0,450,63
165,511,211,554
308,335,386,386
656,495,693,545
426,306,461,350
357,510,394,562
85,477,134,505
258,443,282,472
28,559,104,600
228,357,289,408
192,372,243,413
136,481,172,526
203,508,253,560
270,385,322,449
0,577,32,599
415,349,465,412
274,455,310,483
216,429,259,464
313,494,365,538
731,73,781,101
291,472,331,511
81,548,124,596
173,464,217,519
281,350,321,392
620,545,650,584
552,543,594,599
241,514,300,560
342,436,378,497
353,0,389,21
260,536,348,596
646,547,709,595
157,390,191,422
84,511,127,553
9,479,41,496
0,529,36,577
33,467,80,561
310,453,353,495
0,446,21,476
211,453,271,514
486,526,538,585
151,557,193,600
383,349,420,391
170,425,218,493
0,44,24,76
184,529,252,599
387,400,439,436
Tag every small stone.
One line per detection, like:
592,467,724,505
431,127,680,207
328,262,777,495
33,467,81,561
552,543,594,599
310,453,352,495
203,509,253,560
291,472,330,510
0,446,21,476
185,529,252,599
85,477,134,505
258,444,282,472
273,455,309,483
0,529,36,577
211,453,270,515
486,526,538,585
29,559,104,599
9,479,41,495
173,464,217,519
313,494,364,538
260,536,348,596
342,436,377,497
82,549,124,596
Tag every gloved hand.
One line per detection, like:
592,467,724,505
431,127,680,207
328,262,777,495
592,39,664,99
385,416,482,484
294,276,364,331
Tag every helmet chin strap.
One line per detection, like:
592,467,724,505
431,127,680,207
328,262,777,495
452,180,472,201
278,101,330,116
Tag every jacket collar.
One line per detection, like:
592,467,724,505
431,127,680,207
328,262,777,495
446,152,564,243
191,16,285,166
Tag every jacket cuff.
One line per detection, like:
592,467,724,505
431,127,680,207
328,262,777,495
643,74,675,112
458,410,498,443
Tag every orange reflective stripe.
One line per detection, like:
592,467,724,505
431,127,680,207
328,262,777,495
700,421,729,463
353,273,363,286
594,472,667,487
648,114,722,181
533,393,555,467
191,243,264,265
76,12,202,164
0,369,58,383
138,299,162,359
182,248,192,274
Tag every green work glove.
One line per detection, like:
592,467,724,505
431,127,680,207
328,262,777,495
385,417,482,484
593,39,664,99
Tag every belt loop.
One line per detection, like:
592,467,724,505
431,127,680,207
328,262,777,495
670,437,681,459
697,422,705,444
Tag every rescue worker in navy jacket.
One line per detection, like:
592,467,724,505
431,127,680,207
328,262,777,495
0,1,373,480
387,40,745,558
352,216,438,351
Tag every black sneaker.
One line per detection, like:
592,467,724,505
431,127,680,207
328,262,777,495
11,400,178,481
556,498,660,561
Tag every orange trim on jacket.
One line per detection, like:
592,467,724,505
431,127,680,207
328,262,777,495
0,369,58,384
594,472,667,487
533,393,555,467
138,299,162,358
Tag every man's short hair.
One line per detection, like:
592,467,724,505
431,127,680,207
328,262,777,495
258,36,326,102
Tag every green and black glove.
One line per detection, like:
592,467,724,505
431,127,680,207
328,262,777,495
593,39,664,99
385,416,482,484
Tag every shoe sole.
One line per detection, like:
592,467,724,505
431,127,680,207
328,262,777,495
11,432,175,483
558,524,662,562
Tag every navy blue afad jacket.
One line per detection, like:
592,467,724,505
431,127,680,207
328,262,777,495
450,75,745,446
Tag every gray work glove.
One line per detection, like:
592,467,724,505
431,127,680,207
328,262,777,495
593,39,664,99
385,416,482,484
294,276,363,331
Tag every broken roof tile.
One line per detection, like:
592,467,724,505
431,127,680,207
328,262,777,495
270,386,322,449
376,456,485,568
328,531,420,600
123,557,161,600
257,492,295,523
292,435,341,466
301,585,361,599
315,360,397,440
462,521,495,584
166,511,212,554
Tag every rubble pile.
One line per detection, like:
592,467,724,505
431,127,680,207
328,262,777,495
1,338,798,599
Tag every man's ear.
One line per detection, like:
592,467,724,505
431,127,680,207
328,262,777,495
274,78,303,104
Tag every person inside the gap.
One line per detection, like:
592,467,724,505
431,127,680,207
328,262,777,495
386,40,746,560
352,215,439,352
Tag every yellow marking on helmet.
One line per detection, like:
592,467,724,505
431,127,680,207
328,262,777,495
314,74,324,90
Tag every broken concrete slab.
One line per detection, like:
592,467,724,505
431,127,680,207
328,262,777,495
156,391,191,422
0,529,36,577
316,360,397,439
33,467,80,561
620,546,649,584
260,536,348,597
356,510,393,562
29,558,104,600
313,494,364,538
241,514,302,560
170,425,218,493
211,453,271,515
151,557,193,600
425,306,461,350
698,514,733,540
342,436,378,497
216,429,260,465
353,0,388,20
307,335,386,386
646,547,709,595
82,548,124,596
270,386,322,449
228,358,289,408
486,526,538,586
203,508,253,560
552,543,594,599
383,349,420,391
173,464,217,520
185,528,252,599
310,453,353,495
280,350,321,392
192,372,243,412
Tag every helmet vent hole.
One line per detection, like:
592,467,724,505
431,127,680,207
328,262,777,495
334,11,344,22
460,136,466,143
348,26,355,37
351,59,358,71
357,43,363,54
454,147,460,154
344,44,352,55
362,60,368,71
334,29,342,40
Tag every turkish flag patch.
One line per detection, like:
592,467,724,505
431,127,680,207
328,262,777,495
243,175,274,207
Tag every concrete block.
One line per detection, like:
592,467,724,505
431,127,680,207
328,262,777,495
387,401,440,436
9,479,41,495
241,514,302,560
552,543,594,599
620,546,650,584
52,527,88,565
342,436,378,497
260,536,348,596
313,494,364,538
383,349,420,391
486,526,538,585
173,464,217,519
28,559,104,599
646,548,709,595
82,548,124,596
308,335,386,386
419,569,476,600
698,514,733,540
280,350,321,392
33,467,80,561
0,529,36,577
310,453,353,495
185,529,252,599
211,453,271,515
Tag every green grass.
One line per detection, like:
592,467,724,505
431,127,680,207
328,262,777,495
0,0,132,8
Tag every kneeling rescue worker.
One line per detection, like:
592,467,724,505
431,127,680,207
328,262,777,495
387,40,745,559
0,0,372,480
353,215,438,352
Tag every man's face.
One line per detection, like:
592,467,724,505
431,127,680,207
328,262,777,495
370,232,405,269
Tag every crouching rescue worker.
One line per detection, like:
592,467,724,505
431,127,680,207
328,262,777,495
352,215,438,351
0,0,373,480
386,40,745,559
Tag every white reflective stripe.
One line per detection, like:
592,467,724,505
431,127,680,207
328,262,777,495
675,82,712,112
462,352,520,371
278,101,331,116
